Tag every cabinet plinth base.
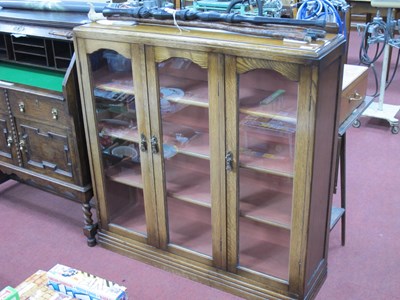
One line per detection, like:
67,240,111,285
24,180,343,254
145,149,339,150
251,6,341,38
97,230,327,300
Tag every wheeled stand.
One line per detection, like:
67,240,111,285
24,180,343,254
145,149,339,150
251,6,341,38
360,7,400,134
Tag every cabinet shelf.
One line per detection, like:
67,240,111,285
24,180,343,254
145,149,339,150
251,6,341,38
239,87,297,123
54,56,71,61
163,121,210,159
14,49,46,57
240,168,292,229
94,69,134,95
160,80,209,109
105,161,143,189
239,217,290,280
11,35,45,47
239,155,294,178
165,157,211,207
105,181,147,235
159,69,209,108
168,197,212,257
99,120,139,144
12,55,49,68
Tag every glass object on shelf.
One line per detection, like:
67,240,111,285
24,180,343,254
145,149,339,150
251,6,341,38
89,49,146,236
237,68,299,280
157,57,212,257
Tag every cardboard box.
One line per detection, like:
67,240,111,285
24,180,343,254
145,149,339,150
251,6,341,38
15,270,74,300
47,264,127,300
0,286,19,300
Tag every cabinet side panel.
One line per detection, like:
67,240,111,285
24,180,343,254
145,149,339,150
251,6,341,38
304,55,343,290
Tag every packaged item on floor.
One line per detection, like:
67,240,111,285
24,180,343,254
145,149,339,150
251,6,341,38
0,286,19,300
47,264,127,300
15,270,74,300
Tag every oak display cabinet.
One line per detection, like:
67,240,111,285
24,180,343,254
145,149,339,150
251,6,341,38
74,22,345,299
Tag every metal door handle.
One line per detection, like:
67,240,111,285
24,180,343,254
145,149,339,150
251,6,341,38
226,151,233,171
151,136,159,154
140,133,147,152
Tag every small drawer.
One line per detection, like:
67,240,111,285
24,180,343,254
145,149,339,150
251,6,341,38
8,89,68,127
340,64,369,124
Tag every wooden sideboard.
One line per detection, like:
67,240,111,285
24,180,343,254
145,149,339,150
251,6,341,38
0,9,96,246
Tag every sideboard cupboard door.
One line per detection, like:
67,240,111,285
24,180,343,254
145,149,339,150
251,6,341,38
226,55,300,284
75,39,159,247
146,46,227,267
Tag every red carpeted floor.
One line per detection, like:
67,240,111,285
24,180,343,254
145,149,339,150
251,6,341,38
0,30,399,299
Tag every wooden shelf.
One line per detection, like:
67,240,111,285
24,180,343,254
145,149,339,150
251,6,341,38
105,160,143,189
105,181,147,235
165,155,211,207
167,197,212,257
105,153,292,230
239,153,294,178
240,169,293,229
159,74,209,108
94,68,134,95
239,217,290,280
239,87,297,123
99,120,139,144
163,121,210,159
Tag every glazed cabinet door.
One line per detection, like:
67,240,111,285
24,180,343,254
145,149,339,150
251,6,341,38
225,56,301,284
145,47,226,266
75,39,160,246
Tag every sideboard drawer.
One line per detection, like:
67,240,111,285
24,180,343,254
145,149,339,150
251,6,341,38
8,89,68,127
340,64,369,124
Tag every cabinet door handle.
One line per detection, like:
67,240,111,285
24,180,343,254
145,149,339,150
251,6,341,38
151,136,159,154
18,102,25,113
51,108,58,120
226,151,233,171
140,133,147,152
6,135,13,147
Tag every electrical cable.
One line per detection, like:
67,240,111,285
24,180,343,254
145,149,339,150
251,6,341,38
226,0,247,13
296,0,345,37
226,0,263,15
358,19,387,97
358,15,400,98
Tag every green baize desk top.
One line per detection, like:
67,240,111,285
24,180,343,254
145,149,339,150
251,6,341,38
0,62,64,92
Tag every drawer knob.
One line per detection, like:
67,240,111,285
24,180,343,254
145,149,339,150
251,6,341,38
19,138,26,152
6,135,13,147
349,92,363,102
18,102,25,113
51,108,58,120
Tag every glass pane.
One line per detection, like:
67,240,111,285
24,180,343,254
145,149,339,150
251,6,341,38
89,49,147,235
157,57,212,257
238,68,298,280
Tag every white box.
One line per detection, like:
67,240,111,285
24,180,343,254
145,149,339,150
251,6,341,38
47,264,127,300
